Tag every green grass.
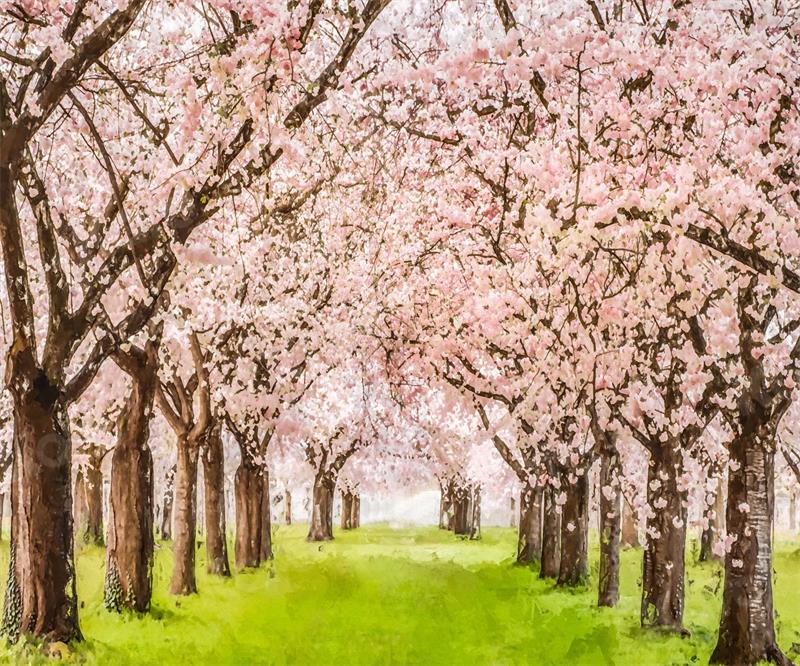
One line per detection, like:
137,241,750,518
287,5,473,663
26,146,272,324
0,525,799,664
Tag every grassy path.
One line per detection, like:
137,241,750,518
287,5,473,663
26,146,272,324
1,525,799,664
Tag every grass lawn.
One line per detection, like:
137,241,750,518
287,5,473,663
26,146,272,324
0,524,799,665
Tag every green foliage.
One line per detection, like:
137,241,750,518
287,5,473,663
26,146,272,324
0,527,798,664
0,542,20,643
103,560,123,614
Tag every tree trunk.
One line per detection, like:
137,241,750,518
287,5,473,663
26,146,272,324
234,458,262,570
104,350,159,613
557,472,589,587
700,474,725,564
699,474,714,563
105,442,154,614
202,424,230,577
517,485,542,565
159,465,175,541
452,484,471,536
2,395,80,643
711,478,726,553
73,469,88,542
341,491,354,529
711,429,788,665
83,452,104,546
284,489,292,525
438,478,453,530
509,494,517,528
540,485,561,579
259,468,273,561
622,496,639,548
170,437,200,595
598,449,621,607
641,444,687,631
308,471,335,541
352,494,360,528
700,523,714,563
196,477,204,538
469,486,481,540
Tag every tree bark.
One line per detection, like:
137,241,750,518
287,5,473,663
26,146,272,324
196,477,204,538
469,485,481,540
308,471,335,541
2,395,80,643
622,495,639,548
700,522,714,563
284,489,292,525
170,436,200,595
598,449,621,607
83,452,104,546
341,491,354,529
452,483,471,536
73,469,88,542
517,485,542,565
641,444,687,631
105,441,154,614
352,494,360,528
234,457,263,570
540,485,561,579
104,344,159,613
259,467,273,561
557,472,589,587
700,473,725,563
438,478,453,530
711,430,788,665
159,465,175,541
202,423,230,577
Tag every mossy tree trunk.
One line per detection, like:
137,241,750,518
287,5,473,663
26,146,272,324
104,338,159,613
2,393,80,643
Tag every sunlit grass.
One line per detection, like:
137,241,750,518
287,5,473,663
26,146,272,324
0,524,798,664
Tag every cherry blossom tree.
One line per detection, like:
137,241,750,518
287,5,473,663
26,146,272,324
0,0,394,640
